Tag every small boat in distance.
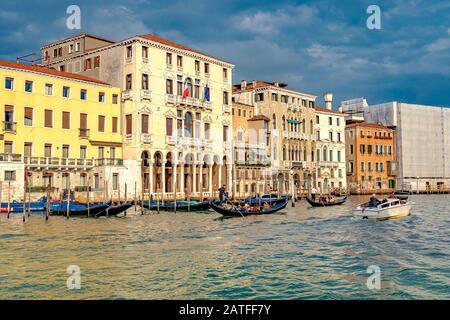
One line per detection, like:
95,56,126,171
306,196,347,207
210,199,288,217
243,194,290,204
142,200,210,211
353,198,412,220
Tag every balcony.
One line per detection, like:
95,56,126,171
223,104,231,113
283,161,292,168
291,161,305,169
0,153,22,162
205,140,213,149
282,131,289,139
166,136,177,145
203,101,212,110
22,157,124,169
122,90,133,100
141,89,152,101
79,128,90,138
3,121,16,133
165,94,175,104
141,133,153,144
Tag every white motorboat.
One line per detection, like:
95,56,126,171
353,198,412,220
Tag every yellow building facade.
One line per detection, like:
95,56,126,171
0,60,124,201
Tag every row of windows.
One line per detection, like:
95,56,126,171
317,131,342,142
316,115,342,126
347,161,386,173
316,149,343,162
3,106,118,133
350,144,393,155
232,108,253,118
125,111,230,142
348,129,393,138
2,141,116,159
43,41,81,60
3,77,118,103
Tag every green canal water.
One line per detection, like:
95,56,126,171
0,195,448,299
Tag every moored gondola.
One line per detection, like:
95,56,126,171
306,196,347,207
95,202,133,217
210,199,288,217
142,200,210,211
50,203,109,217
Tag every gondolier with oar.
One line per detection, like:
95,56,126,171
218,185,226,204
311,186,318,201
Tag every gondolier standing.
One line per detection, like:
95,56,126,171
218,185,226,204
311,187,318,201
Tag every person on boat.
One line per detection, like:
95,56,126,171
252,204,260,212
311,187,317,201
263,202,270,211
369,194,379,207
244,202,250,212
218,185,226,203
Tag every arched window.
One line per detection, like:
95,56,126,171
272,114,277,130
310,120,314,134
302,119,306,133
184,112,193,137
282,115,286,131
282,146,286,161
323,147,327,161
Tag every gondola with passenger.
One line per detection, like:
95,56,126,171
306,195,347,207
210,199,288,217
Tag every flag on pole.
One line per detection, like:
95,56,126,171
204,82,210,102
182,79,189,98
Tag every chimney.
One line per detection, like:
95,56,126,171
324,92,333,110
274,81,280,87
252,80,257,89
240,80,247,90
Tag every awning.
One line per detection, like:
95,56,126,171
287,119,302,124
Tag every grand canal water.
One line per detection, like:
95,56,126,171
0,195,448,299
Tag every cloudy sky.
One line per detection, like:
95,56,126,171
0,0,449,107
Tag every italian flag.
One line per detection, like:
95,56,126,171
182,80,189,98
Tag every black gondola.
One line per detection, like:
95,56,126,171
210,200,288,217
50,203,109,217
306,196,347,207
95,203,133,217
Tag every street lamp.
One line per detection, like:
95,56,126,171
290,169,295,207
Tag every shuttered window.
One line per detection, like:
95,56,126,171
80,113,87,129
141,114,149,134
24,107,33,126
98,115,105,132
44,109,53,128
166,117,173,136
62,111,70,129
112,117,118,133
126,114,132,135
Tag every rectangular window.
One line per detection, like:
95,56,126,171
337,132,341,142
360,162,365,172
328,117,332,125
5,77,14,90
112,117,118,133
255,93,264,102
80,113,87,129
110,147,116,159
360,144,365,154
205,123,210,140
337,118,340,126
63,86,70,98
80,89,87,100
204,63,209,74
24,142,32,157
166,118,173,136
223,125,229,142
223,91,229,105
44,109,53,128
94,56,100,68
141,114,149,134
350,144,354,154
98,115,105,132
223,68,228,79
126,114,132,135
62,111,70,129
62,145,70,158
271,93,278,101
80,146,87,159
194,79,200,99
337,150,341,162
98,147,105,159
166,53,172,65
45,83,53,96
84,58,92,70
4,141,13,154
25,80,33,92
177,76,183,96
166,79,173,94
177,55,183,68
142,46,148,59
126,74,132,90
4,171,16,181
112,174,119,191
142,74,149,90
112,94,118,104
98,92,105,103
24,107,33,126
195,60,200,72
126,46,132,58
44,144,52,158
75,42,81,52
